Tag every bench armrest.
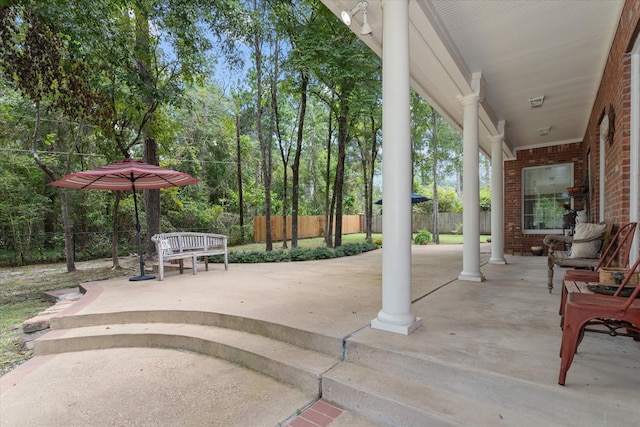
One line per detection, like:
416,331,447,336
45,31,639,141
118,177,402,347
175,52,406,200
543,235,572,249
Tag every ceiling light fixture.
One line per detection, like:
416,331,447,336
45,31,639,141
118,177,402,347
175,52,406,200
529,96,545,108
341,1,373,35
538,126,551,136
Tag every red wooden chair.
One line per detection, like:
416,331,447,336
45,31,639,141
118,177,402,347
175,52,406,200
558,255,640,385
559,222,638,324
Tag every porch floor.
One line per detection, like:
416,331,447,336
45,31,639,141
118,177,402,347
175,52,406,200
1,244,638,426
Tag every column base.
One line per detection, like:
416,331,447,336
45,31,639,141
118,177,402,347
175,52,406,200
371,317,422,335
489,257,507,265
458,271,485,282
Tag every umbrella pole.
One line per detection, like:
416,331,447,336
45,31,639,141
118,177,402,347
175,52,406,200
129,183,155,281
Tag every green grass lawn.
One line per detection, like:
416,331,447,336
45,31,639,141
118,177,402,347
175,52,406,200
0,259,139,376
230,233,488,252
229,233,383,252
437,234,491,244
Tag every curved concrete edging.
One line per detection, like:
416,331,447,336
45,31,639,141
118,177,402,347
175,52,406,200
34,322,340,397
50,309,343,359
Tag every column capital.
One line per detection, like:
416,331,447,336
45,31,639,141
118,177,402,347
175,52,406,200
457,93,481,106
458,72,484,106
489,134,504,144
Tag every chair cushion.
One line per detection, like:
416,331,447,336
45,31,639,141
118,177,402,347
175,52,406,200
569,222,607,259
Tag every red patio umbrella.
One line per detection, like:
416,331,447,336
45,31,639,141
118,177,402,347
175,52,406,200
49,158,199,281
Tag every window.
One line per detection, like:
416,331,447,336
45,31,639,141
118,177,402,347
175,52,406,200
522,164,573,232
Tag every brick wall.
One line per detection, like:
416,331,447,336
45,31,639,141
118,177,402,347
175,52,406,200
581,0,640,224
504,143,582,253
502,1,640,254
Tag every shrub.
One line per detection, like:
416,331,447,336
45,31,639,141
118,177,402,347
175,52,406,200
413,229,433,245
227,225,254,246
306,247,336,260
290,247,313,261
210,242,379,264
453,223,463,235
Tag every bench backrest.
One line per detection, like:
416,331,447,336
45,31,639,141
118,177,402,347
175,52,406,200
152,232,227,255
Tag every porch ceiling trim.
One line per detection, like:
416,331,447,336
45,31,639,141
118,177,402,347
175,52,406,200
321,0,624,161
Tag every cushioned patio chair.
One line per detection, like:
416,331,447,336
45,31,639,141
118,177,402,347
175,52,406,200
558,255,640,385
560,222,638,325
543,222,613,293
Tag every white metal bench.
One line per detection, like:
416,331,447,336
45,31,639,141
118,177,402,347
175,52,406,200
151,232,228,281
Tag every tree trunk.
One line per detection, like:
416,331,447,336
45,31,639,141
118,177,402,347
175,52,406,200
361,158,371,241
134,7,159,257
30,102,76,271
333,103,348,247
143,137,160,256
235,113,244,241
431,109,440,244
253,0,272,251
357,121,373,242
271,40,289,250
59,188,76,272
324,106,334,248
44,176,56,249
291,73,308,249
365,116,379,242
112,191,121,269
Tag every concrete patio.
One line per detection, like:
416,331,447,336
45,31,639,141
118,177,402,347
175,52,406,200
1,244,639,426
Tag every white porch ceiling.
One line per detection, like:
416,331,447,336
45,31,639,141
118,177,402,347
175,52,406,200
320,0,624,160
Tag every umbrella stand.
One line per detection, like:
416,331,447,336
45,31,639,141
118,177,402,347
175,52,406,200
129,181,155,281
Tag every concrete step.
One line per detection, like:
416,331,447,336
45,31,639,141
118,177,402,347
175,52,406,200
42,287,83,303
50,309,344,358
323,361,546,427
341,337,640,427
35,322,339,397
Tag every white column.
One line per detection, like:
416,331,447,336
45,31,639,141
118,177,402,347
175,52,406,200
489,127,506,265
458,81,485,282
371,0,422,335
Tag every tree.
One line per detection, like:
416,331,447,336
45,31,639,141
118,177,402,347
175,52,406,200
1,0,246,267
0,5,115,271
299,3,380,247
270,34,293,249
290,72,308,248
230,88,248,240
411,91,463,244
271,2,325,246
0,152,50,265
1,0,454,264
430,108,441,243
323,95,336,247
356,114,381,242
248,0,274,251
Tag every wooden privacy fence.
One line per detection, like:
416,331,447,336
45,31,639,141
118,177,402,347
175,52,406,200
371,212,491,234
254,212,491,242
253,215,362,243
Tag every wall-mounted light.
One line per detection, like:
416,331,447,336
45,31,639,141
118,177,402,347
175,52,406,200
528,96,545,108
538,126,551,136
341,1,372,35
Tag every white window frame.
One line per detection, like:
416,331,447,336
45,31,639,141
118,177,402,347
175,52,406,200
522,163,574,235
630,34,640,261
